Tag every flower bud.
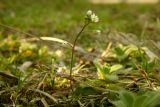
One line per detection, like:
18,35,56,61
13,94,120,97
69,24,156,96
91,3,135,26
86,10,92,16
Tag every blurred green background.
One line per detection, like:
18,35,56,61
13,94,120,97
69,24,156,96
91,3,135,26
0,0,160,45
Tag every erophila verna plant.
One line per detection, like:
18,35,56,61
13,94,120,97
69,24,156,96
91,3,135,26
70,10,99,91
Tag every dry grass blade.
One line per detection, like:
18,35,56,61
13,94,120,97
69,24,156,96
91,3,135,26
41,98,49,107
40,37,73,48
101,42,112,58
0,72,19,82
136,65,155,90
30,89,58,104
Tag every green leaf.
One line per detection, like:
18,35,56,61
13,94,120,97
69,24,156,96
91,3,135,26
115,46,125,56
143,91,160,107
119,90,135,107
104,74,119,82
101,64,110,75
110,64,123,73
112,101,127,107
124,45,139,56
133,95,147,107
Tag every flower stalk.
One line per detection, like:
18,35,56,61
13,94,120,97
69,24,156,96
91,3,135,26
69,22,90,91
69,10,99,91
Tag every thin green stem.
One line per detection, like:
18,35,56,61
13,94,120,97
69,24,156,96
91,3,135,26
70,22,90,91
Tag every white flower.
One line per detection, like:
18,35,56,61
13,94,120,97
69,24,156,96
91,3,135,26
86,10,99,23
91,13,99,23
86,10,92,16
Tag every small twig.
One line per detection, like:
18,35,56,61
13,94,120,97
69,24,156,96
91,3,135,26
37,73,48,90
0,23,47,47
0,23,37,37
41,97,49,107
0,23,73,48
29,89,58,104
